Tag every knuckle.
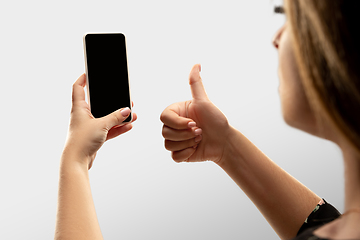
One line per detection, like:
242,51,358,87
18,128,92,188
112,112,122,125
180,129,192,140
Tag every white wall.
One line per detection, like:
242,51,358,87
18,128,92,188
0,0,344,239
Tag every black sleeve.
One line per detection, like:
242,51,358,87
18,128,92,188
297,199,341,236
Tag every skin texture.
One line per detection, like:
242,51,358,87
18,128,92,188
55,74,137,240
275,11,360,239
161,64,230,164
56,9,360,239
274,23,317,136
65,74,137,169
160,15,360,239
161,63,321,239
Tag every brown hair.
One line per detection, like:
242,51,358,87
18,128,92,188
285,0,360,151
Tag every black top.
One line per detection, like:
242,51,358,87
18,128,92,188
292,199,341,240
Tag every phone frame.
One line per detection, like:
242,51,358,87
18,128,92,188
83,32,132,122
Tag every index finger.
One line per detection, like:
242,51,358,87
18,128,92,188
160,104,195,130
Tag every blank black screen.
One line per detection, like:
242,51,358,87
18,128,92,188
84,33,131,120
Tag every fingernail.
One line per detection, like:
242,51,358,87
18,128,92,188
120,107,130,117
194,128,202,135
188,122,196,128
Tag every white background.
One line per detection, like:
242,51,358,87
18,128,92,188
0,0,344,239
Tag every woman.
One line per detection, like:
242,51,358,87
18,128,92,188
160,1,360,239
55,1,360,239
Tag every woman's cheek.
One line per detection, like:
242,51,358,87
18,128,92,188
278,30,315,132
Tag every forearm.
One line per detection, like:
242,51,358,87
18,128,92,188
55,151,103,240
217,126,320,239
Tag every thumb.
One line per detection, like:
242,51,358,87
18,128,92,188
189,64,208,100
72,73,87,104
102,107,131,129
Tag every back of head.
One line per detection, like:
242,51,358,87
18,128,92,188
286,0,360,151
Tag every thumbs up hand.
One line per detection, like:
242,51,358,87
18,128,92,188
160,64,231,163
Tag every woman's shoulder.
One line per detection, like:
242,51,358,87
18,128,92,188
292,199,341,240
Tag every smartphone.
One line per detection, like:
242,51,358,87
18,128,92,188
83,33,132,122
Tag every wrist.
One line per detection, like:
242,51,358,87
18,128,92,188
61,146,93,171
215,126,268,175
214,125,241,167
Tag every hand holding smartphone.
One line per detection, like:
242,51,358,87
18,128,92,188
83,33,132,122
